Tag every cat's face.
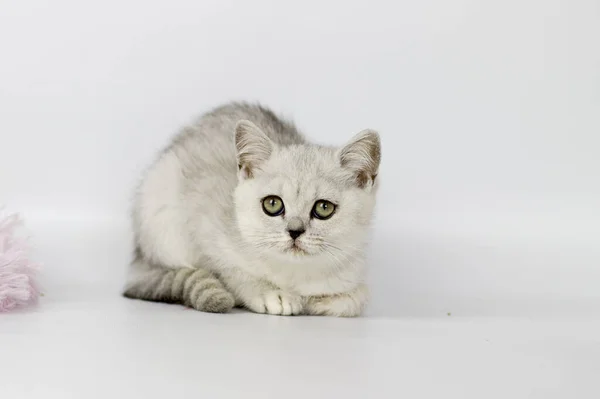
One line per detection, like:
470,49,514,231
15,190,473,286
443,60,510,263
233,120,380,263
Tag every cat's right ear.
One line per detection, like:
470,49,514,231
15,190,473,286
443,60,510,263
338,129,381,189
235,120,273,180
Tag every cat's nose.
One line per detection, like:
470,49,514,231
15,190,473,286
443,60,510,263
288,229,305,240
287,217,305,239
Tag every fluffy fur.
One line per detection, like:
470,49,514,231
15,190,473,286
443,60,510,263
0,211,39,312
124,103,381,316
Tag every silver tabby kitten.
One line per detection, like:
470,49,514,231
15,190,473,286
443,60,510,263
124,102,381,316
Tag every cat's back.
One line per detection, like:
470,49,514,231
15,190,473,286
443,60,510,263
178,102,304,149
163,102,303,173
202,102,305,146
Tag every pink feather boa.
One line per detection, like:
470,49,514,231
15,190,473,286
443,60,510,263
0,211,40,312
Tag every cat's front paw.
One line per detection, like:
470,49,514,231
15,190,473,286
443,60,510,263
246,290,304,316
304,285,368,317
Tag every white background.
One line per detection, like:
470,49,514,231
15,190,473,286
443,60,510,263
1,1,599,398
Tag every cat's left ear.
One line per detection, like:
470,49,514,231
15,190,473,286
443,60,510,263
235,120,273,180
338,129,381,189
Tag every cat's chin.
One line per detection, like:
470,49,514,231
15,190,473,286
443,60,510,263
287,243,309,256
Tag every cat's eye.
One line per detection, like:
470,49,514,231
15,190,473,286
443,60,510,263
312,200,336,220
262,196,285,216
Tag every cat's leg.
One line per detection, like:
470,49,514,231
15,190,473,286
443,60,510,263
123,251,235,313
220,269,304,316
304,284,368,317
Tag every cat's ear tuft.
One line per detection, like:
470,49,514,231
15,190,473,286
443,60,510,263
235,120,273,179
339,129,381,188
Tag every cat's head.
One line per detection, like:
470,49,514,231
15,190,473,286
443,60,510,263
233,120,381,263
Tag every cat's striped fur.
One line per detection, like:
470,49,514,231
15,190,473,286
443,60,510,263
123,248,235,312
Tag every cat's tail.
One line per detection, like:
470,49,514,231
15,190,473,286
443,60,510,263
123,252,235,313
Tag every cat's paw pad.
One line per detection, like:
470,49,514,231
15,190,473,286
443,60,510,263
247,291,304,316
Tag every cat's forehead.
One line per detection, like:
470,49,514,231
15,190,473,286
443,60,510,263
281,176,340,201
270,145,343,175
259,172,344,198
258,145,353,198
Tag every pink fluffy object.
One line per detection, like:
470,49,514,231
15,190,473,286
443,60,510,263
0,211,40,312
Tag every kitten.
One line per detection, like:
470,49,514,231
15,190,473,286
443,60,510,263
123,102,381,317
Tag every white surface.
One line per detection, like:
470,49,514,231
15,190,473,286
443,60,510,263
1,220,598,398
1,0,599,398
4,294,600,399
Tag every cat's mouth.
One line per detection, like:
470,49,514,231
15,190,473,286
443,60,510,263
288,241,308,255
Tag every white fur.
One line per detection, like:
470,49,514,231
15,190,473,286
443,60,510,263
130,103,380,316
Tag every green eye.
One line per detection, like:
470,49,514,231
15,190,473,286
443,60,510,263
312,200,336,220
262,196,284,216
